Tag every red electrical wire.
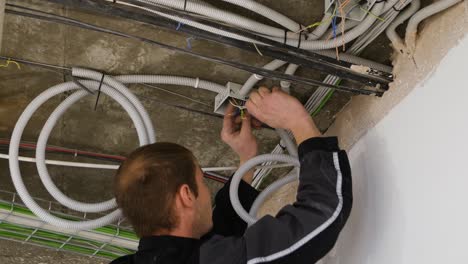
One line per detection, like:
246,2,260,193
0,139,125,161
203,173,228,184
0,139,228,184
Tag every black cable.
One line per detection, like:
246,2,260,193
5,7,384,96
0,55,70,71
0,146,122,163
72,77,95,94
25,0,392,89
93,73,105,110
297,30,302,49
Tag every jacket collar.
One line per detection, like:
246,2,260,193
138,235,199,252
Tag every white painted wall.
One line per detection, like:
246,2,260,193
325,35,468,264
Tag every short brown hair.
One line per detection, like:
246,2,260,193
114,142,198,237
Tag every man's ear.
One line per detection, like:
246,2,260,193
178,184,196,208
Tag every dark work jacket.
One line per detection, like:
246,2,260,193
111,137,353,264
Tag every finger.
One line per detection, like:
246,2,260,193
258,87,271,97
225,103,235,116
234,116,242,125
246,101,259,118
249,92,263,106
222,104,236,134
240,112,252,136
252,118,263,129
272,87,283,93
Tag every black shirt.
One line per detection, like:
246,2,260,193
111,137,353,264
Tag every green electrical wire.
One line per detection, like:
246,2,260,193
311,79,342,117
0,200,136,258
0,222,132,258
312,90,335,117
0,200,137,239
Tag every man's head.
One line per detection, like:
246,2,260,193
114,143,213,238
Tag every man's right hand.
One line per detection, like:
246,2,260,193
246,87,321,144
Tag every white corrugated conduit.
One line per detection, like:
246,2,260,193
8,68,240,230
8,66,301,229
230,154,300,226
11,0,457,229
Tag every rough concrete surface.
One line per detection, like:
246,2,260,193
257,1,468,220
326,1,468,150
0,239,107,264
0,0,396,262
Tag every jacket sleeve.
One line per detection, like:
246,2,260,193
210,177,260,237
200,137,353,264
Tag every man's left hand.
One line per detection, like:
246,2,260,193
221,104,259,163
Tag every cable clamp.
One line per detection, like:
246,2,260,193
94,73,105,111
297,30,303,49
254,74,263,80
279,141,287,150
71,76,95,94
392,5,403,11
194,77,200,89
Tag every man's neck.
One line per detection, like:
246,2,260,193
153,225,198,239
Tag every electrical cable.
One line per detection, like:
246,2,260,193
405,0,462,54
0,139,125,162
5,7,385,96
1,153,296,172
5,0,428,228
31,1,393,90
251,0,413,188
386,0,421,53
230,154,300,225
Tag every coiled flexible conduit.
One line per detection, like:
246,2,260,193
14,0,452,228
230,154,300,226
405,0,462,53
386,0,421,52
9,68,228,229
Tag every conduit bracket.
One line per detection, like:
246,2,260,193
214,82,246,115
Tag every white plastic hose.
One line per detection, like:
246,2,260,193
127,0,392,52
405,0,462,53
114,75,225,94
0,154,120,169
8,68,229,229
229,154,300,225
275,128,297,157
220,0,301,32
73,68,156,143
315,50,393,73
249,168,298,218
321,19,361,40
280,63,300,91
9,82,125,230
138,0,298,38
0,208,138,250
269,3,385,49
239,59,288,96
34,83,149,213
238,12,331,96
0,154,297,172
386,0,421,52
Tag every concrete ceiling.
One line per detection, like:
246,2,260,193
0,0,395,200
0,0,398,262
